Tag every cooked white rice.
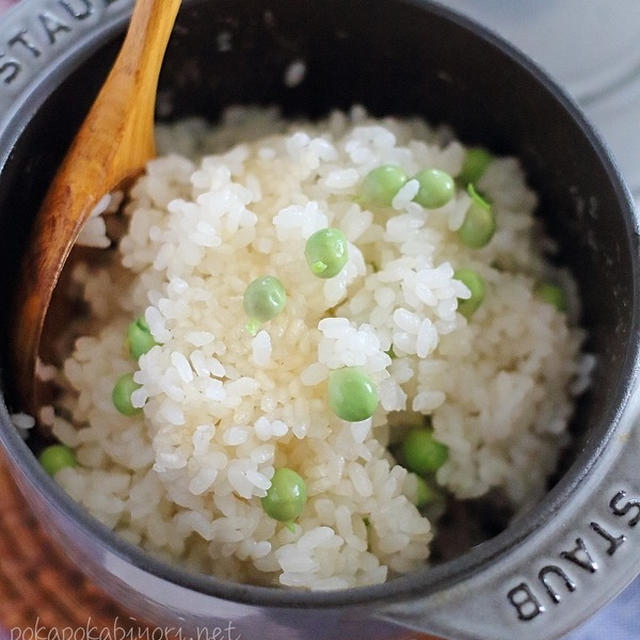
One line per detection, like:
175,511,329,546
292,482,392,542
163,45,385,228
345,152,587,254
46,106,588,589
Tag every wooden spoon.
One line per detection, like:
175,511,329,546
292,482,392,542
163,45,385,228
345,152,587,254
11,0,181,412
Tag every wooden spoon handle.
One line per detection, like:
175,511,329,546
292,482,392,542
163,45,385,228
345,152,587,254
12,0,181,411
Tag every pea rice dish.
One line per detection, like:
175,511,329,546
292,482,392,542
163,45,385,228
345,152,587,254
22,106,593,590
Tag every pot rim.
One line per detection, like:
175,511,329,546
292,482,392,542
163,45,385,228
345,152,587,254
0,0,638,615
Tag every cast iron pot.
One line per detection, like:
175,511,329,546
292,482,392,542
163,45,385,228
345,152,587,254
0,1,638,639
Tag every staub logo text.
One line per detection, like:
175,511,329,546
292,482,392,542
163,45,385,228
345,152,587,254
507,488,640,621
0,0,127,87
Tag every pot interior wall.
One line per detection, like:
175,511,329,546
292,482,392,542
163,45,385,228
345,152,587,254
0,0,634,557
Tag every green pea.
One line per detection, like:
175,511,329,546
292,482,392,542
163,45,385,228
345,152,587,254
536,282,566,312
305,228,349,278
459,147,493,186
261,468,307,527
328,367,379,422
360,164,408,207
454,268,486,318
112,373,142,416
403,427,449,474
38,444,77,476
243,275,287,335
457,184,496,248
127,317,157,360
413,168,455,209
412,474,437,507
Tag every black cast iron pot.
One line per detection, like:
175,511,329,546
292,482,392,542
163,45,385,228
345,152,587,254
0,1,638,639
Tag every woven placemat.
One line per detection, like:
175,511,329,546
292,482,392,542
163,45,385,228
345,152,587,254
0,452,436,640
0,452,145,635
